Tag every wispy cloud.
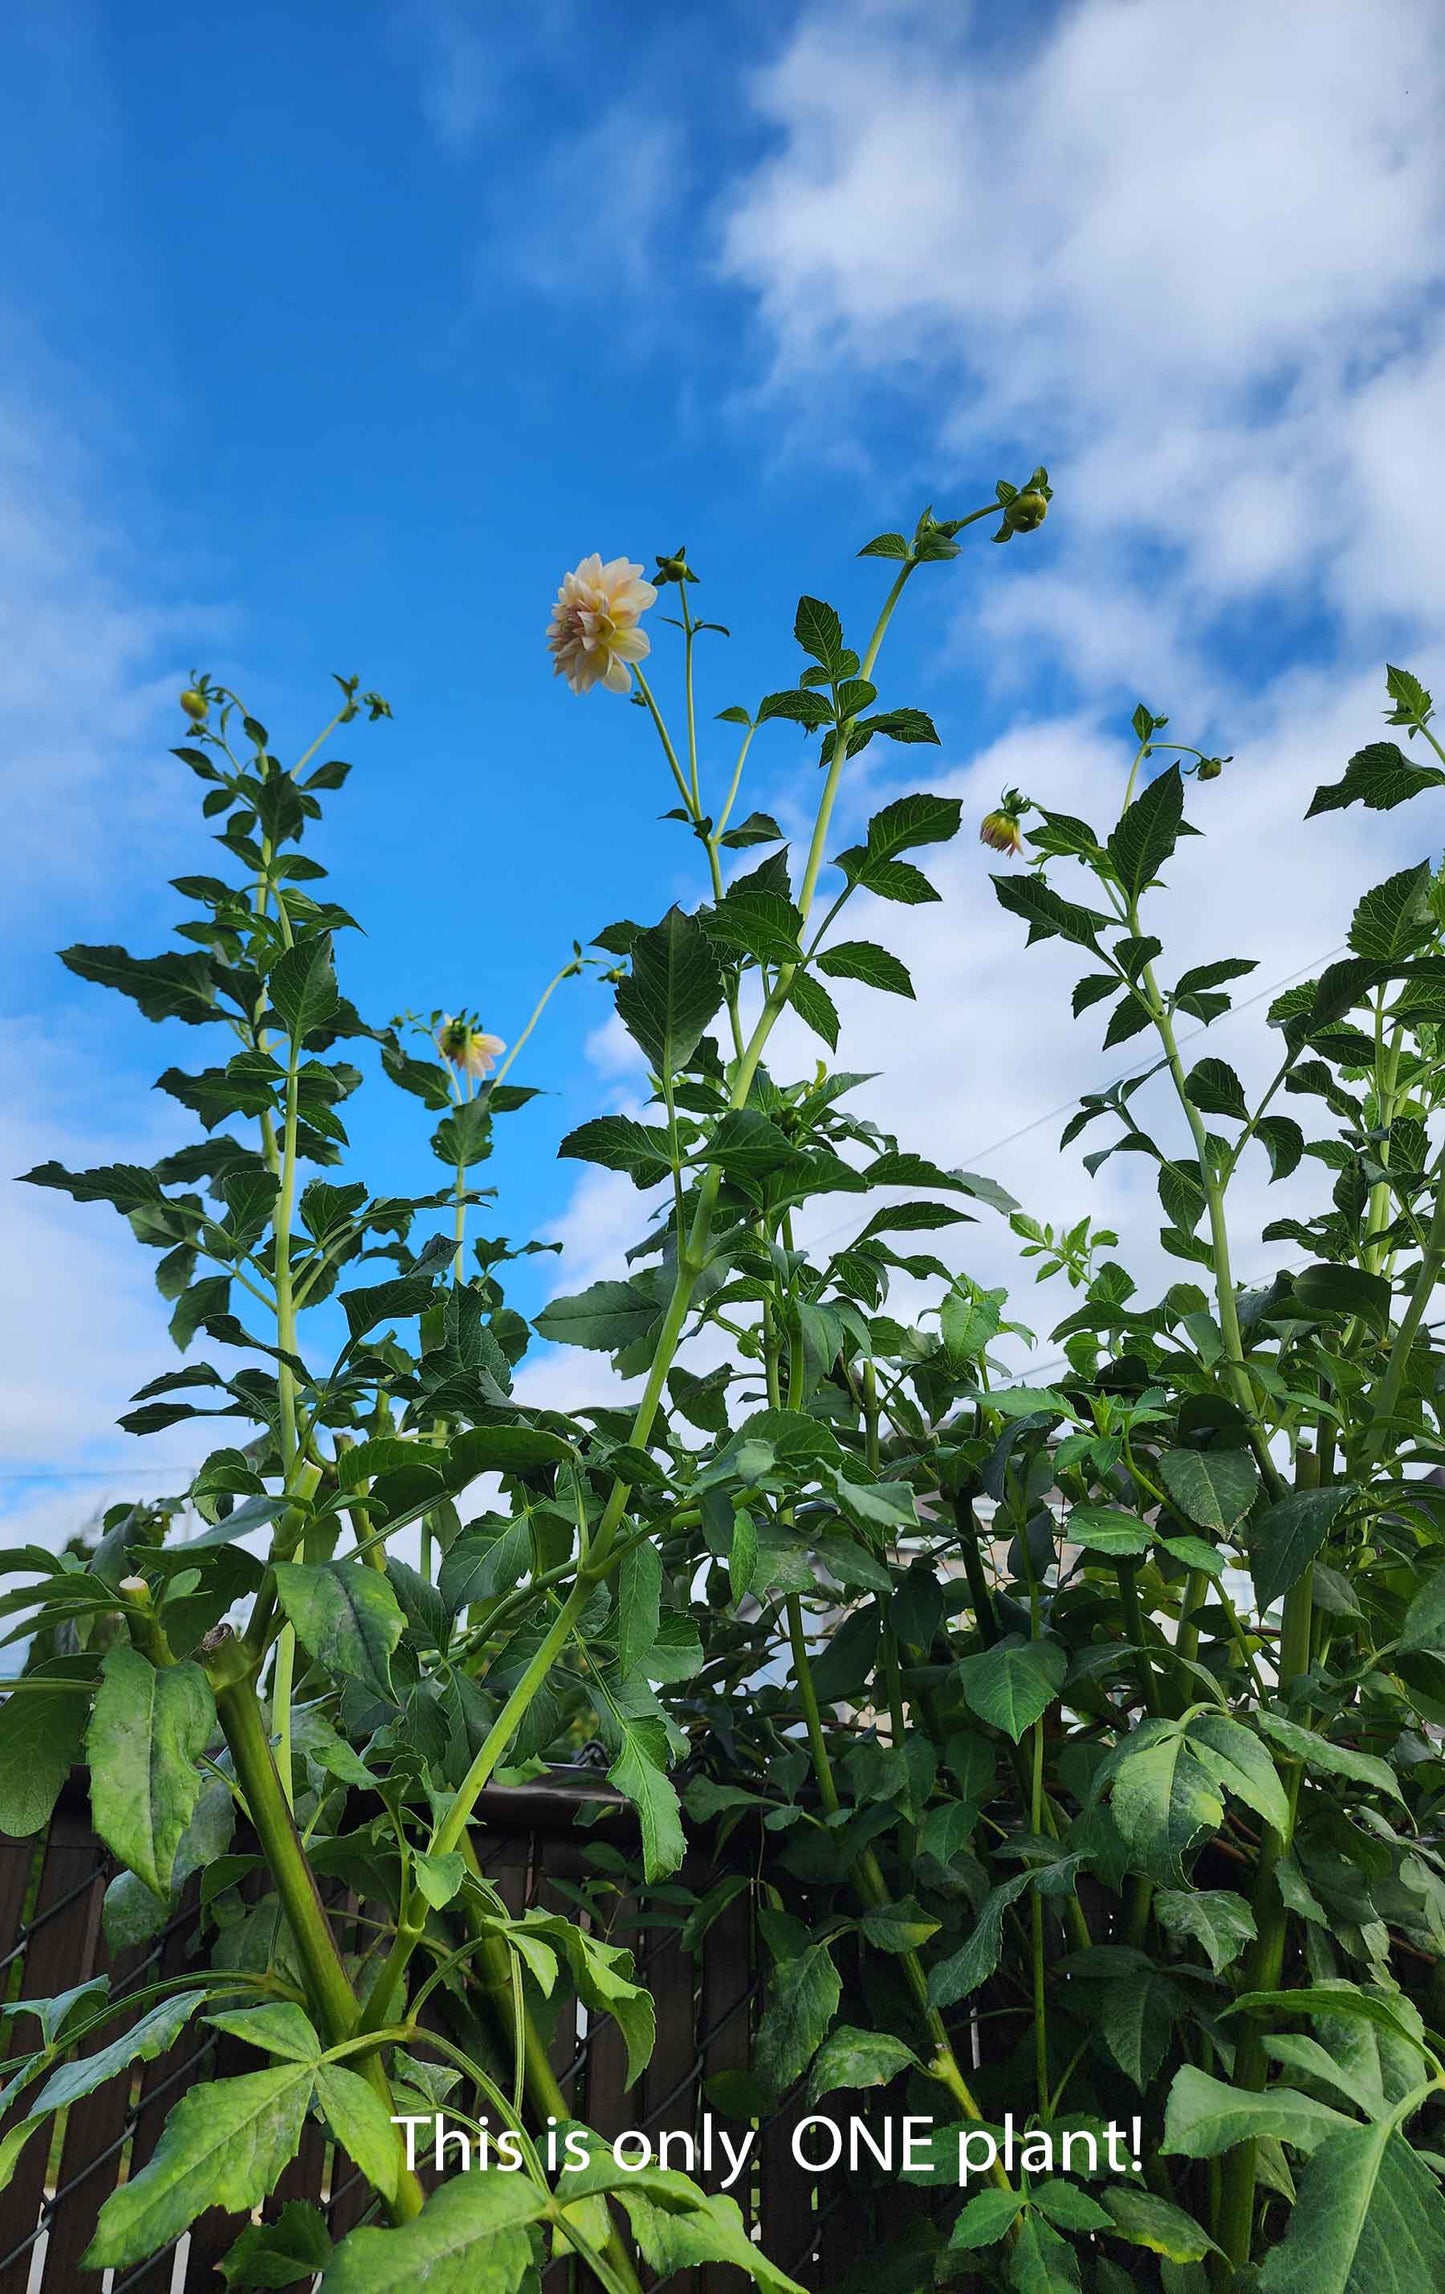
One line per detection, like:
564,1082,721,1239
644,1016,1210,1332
721,0,1445,696
0,382,224,1538
504,107,684,300
525,0,1445,1397
0,391,200,896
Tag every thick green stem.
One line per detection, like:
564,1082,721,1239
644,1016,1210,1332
1117,1560,1160,1717
382,544,956,2090
1216,1452,1317,2271
433,1582,591,1861
271,1625,296,1811
1177,1567,1209,1667
1365,1169,1445,1467
215,1678,424,2221
951,1495,1000,1644
451,1842,644,2294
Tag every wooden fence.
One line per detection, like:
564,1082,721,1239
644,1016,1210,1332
0,1779,899,2294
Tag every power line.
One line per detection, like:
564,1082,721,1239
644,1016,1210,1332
0,1469,183,1484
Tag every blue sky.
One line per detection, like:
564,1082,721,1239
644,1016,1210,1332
3,0,1444,1535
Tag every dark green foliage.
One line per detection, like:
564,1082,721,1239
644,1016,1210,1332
9,558,1445,2292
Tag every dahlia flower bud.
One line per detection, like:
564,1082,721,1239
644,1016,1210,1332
1196,755,1226,781
1005,491,1049,534
980,788,1030,856
180,686,209,723
654,548,697,587
547,554,658,695
436,1016,506,1079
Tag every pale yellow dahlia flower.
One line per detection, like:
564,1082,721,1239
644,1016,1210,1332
436,1017,506,1079
547,554,657,695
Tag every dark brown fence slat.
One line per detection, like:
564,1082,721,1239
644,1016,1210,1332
698,1887,754,2294
0,1806,109,2294
0,1833,40,1980
640,1918,701,2294
0,1782,905,2294
34,1904,170,2294
537,1830,586,2112
759,2088,819,2291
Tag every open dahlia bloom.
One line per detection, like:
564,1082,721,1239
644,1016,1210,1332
547,554,657,695
436,1016,506,1080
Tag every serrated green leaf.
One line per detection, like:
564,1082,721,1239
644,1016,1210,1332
1108,764,1184,896
1255,1712,1405,1803
1400,1565,1445,1654
0,1661,92,1837
806,2025,921,2104
1308,741,1445,818
755,1936,840,2091
1184,1056,1249,1120
1065,1506,1152,1556
615,906,725,1078
1153,1888,1257,1974
1251,1485,1355,1610
1099,2186,1217,2263
269,935,340,1043
557,1116,672,1186
1257,2123,1445,2293
320,2171,547,2293
1109,1724,1222,1884
88,1648,215,1898
31,1990,201,2119
207,2003,321,2062
1162,2063,1350,2160
1158,1447,1259,1532
794,596,847,672
957,1635,1066,1740
273,1562,404,1701
1186,1709,1290,1837
86,2064,315,2268
863,792,962,860
608,1720,684,1882
616,1541,663,1675
815,940,915,997
220,2198,331,2288
928,1870,1035,2007
533,1279,660,1354
315,2062,401,2203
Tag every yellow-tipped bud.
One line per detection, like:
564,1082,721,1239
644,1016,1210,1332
180,688,209,723
980,789,1030,856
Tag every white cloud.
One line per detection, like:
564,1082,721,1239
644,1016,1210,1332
505,106,683,300
721,0,1445,690
404,5,683,299
0,1015,209,1547
0,393,196,895
0,391,220,1540
525,0,1445,1394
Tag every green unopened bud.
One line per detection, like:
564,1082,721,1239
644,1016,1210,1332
1196,755,1226,781
654,547,697,587
180,687,209,723
1005,491,1049,534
